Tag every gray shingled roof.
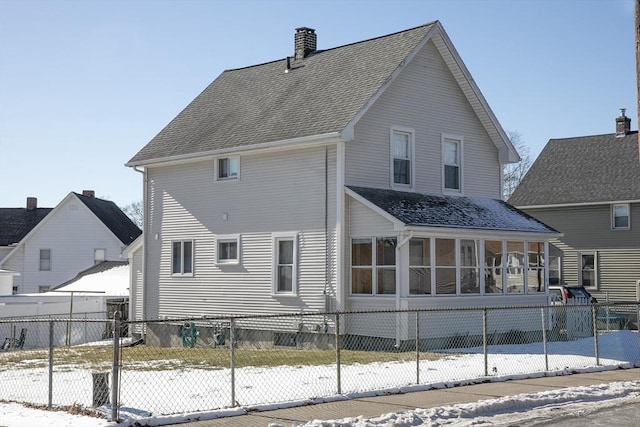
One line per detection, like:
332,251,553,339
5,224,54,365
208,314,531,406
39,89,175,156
74,193,142,245
348,186,558,234
509,131,640,206
127,23,439,165
0,207,53,246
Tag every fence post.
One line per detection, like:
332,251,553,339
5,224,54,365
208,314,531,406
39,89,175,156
335,312,341,395
541,307,548,371
111,311,120,422
48,320,54,409
415,311,420,384
482,308,488,377
230,317,236,407
592,305,599,366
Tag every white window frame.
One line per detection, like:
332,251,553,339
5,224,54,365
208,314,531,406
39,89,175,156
172,240,194,276
612,203,630,230
578,251,597,289
94,248,106,264
272,233,298,296
350,237,397,296
39,249,51,271
441,133,463,193
216,234,240,265
215,156,240,181
390,127,415,190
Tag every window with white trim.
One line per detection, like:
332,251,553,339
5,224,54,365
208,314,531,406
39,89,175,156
612,203,630,229
273,234,297,294
548,253,561,286
435,238,456,295
391,128,414,187
506,241,524,293
216,156,239,181
39,249,51,271
351,237,396,295
172,240,193,275
578,251,597,289
216,235,240,264
526,242,545,293
442,135,462,191
94,248,106,264
460,239,480,294
484,240,503,294
409,238,431,295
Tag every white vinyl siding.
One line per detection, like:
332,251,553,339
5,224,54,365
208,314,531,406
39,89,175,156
346,39,501,198
145,145,337,318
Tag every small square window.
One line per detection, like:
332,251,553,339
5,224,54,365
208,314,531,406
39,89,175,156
612,204,630,229
217,235,240,264
217,157,239,180
94,248,106,264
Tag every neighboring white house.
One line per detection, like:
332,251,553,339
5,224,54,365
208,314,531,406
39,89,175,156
0,191,141,295
126,22,560,344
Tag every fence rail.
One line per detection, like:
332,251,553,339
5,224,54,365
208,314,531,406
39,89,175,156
1,303,639,423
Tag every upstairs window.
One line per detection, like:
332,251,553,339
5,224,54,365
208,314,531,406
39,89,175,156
442,135,462,192
39,249,51,271
391,128,414,187
172,240,193,275
217,156,239,181
612,203,630,229
216,235,239,265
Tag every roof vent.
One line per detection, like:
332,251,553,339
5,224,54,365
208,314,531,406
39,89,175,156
615,108,631,137
294,27,316,60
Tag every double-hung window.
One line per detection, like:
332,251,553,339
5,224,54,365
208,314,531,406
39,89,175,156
216,235,239,264
442,134,462,192
172,240,193,275
578,252,597,289
39,249,51,271
612,203,630,229
273,234,297,294
391,128,414,188
217,156,239,181
526,242,545,293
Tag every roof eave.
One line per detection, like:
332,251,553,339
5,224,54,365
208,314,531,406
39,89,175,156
126,131,344,168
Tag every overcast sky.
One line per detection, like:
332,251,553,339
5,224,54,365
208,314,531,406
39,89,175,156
0,0,636,208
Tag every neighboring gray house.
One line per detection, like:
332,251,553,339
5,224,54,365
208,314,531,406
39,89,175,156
509,110,640,302
126,22,560,341
0,191,142,295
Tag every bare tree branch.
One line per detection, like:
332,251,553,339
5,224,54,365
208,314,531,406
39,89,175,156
122,201,143,229
503,130,533,200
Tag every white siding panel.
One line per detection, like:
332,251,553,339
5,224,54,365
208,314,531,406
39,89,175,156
346,40,501,198
348,199,394,236
146,145,338,318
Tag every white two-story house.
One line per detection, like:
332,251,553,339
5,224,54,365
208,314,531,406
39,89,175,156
126,22,559,343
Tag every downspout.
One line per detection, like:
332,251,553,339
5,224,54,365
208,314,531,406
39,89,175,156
324,146,330,315
133,166,147,341
395,231,413,348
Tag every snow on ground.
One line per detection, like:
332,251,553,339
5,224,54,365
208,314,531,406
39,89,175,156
0,331,639,427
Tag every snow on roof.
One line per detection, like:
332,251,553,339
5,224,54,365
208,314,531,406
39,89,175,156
48,262,129,297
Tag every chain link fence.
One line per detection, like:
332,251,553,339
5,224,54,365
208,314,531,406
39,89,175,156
1,303,639,423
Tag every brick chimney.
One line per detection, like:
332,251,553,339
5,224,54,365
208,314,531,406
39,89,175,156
82,190,95,197
26,197,37,211
294,27,317,60
615,108,631,137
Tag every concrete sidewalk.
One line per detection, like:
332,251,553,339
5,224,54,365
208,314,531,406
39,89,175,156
170,368,640,427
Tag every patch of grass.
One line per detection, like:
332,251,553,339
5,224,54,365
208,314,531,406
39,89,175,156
0,345,454,372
